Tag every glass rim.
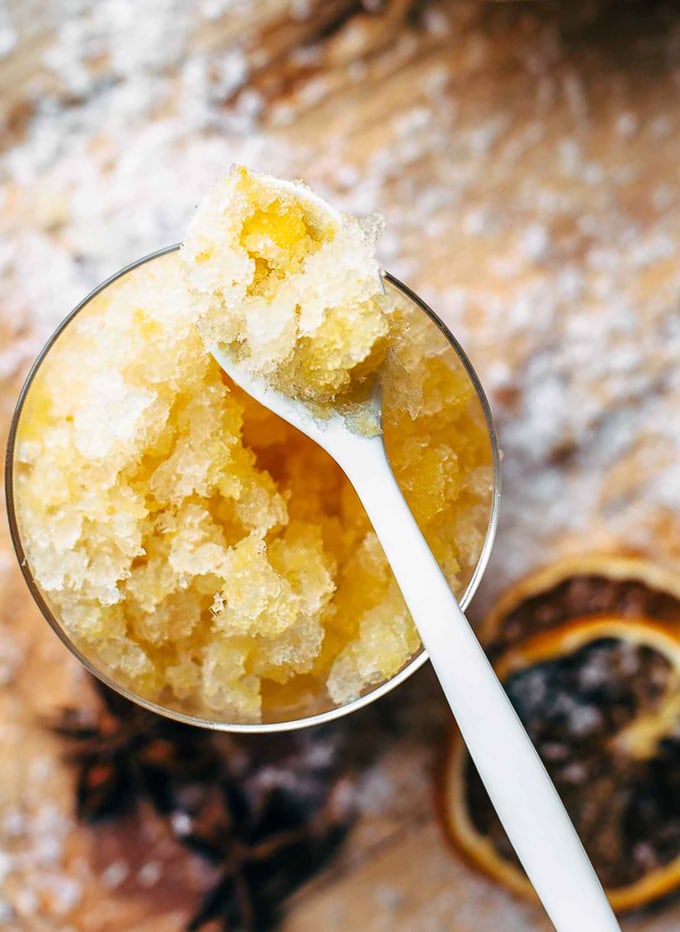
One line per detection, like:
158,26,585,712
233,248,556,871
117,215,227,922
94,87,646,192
4,244,501,733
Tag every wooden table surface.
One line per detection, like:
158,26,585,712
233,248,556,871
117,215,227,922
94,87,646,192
2,0,680,928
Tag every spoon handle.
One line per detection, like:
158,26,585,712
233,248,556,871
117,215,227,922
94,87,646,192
350,449,620,932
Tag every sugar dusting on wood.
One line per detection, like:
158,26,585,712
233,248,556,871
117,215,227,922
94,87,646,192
2,0,680,928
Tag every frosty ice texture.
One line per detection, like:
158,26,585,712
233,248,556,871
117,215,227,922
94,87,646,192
14,177,492,723
182,166,390,407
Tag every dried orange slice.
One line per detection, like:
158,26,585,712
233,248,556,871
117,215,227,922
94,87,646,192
481,552,680,660
443,615,680,912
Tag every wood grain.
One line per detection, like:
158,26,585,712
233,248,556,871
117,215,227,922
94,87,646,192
3,0,680,929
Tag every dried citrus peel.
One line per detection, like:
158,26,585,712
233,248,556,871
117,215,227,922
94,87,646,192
443,613,680,912
481,552,680,657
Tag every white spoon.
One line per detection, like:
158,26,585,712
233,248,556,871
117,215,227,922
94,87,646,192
212,338,619,932
205,175,619,931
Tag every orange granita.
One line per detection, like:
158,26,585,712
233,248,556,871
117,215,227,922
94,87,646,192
182,166,390,408
13,170,494,724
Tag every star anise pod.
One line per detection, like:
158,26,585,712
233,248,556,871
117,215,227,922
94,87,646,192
181,732,354,931
53,681,355,931
52,678,222,821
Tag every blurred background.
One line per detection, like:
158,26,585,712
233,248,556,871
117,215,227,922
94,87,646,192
2,0,680,929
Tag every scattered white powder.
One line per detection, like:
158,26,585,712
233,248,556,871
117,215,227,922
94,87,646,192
200,0,249,20
44,874,83,914
2,809,27,838
0,0,15,58
0,849,12,884
0,629,24,686
375,884,404,909
0,798,90,925
170,812,192,836
3,0,680,927
290,0,314,20
138,860,163,888
101,859,130,889
13,887,39,917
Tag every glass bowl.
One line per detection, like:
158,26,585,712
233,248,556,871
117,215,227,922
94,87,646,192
5,245,500,732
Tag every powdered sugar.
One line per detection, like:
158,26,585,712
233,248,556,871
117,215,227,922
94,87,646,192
3,0,680,927
0,0,15,58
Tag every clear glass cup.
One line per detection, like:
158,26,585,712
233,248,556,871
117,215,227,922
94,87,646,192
5,245,500,732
